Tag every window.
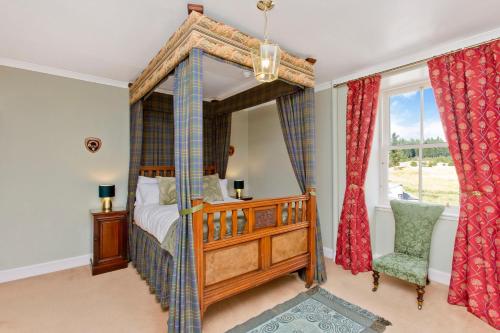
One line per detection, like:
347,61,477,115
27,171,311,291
380,82,459,209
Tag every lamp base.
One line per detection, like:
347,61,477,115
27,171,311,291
235,189,242,199
101,198,113,212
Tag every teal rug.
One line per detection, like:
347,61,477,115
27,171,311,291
227,287,391,333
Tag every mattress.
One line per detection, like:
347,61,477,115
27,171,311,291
134,197,243,245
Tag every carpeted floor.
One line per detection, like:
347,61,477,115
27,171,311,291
0,261,495,333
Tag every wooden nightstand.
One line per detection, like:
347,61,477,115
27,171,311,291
231,196,253,201
90,208,128,275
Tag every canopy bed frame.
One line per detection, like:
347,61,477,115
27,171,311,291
126,7,325,330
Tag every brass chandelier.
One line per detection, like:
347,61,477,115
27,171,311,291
251,0,280,82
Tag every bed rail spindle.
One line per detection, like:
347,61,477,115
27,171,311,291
294,201,299,224
220,211,227,239
301,200,307,222
231,210,238,237
207,213,214,242
287,203,292,225
276,203,282,226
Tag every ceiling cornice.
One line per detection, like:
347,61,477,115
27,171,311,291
2,27,498,94
330,26,500,86
0,57,129,88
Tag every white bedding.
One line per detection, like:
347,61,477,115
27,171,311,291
134,197,242,243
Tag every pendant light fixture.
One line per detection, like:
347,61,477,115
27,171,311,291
251,0,280,83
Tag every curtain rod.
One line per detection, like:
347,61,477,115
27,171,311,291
332,37,499,88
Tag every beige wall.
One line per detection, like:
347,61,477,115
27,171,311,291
0,66,129,270
226,110,249,196
225,89,335,249
247,103,301,198
314,90,334,249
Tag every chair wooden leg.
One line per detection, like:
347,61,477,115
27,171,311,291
372,270,380,292
416,285,425,310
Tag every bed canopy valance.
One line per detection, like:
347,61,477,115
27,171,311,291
128,11,314,105
126,7,325,332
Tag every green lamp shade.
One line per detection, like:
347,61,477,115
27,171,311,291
99,185,115,198
234,180,244,190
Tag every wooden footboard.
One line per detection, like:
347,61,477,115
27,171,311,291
193,190,316,314
137,165,316,318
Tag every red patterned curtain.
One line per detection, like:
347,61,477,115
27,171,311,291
336,75,381,274
428,40,499,329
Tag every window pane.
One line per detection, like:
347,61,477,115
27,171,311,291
423,88,446,143
390,90,420,145
388,149,419,201
422,148,459,206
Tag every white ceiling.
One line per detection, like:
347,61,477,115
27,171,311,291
157,56,258,100
1,0,499,87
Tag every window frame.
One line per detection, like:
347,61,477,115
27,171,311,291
379,80,459,213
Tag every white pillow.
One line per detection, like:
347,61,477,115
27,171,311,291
138,183,160,206
138,176,157,184
219,179,229,199
135,176,158,206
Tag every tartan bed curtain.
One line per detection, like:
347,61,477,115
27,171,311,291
203,112,232,178
168,48,204,332
141,92,231,177
126,101,143,228
276,87,327,284
142,93,175,166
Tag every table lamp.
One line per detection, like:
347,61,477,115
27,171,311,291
234,180,244,199
99,185,115,212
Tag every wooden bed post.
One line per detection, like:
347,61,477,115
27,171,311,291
305,188,317,288
191,198,205,317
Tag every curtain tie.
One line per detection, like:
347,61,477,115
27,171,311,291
179,203,204,216
461,191,482,197
349,184,363,190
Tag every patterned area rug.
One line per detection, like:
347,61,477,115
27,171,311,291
227,287,391,333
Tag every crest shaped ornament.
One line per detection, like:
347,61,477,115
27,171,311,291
85,137,102,153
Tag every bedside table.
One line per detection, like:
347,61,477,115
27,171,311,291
231,196,253,201
90,208,128,275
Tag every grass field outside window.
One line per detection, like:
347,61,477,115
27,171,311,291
381,83,459,208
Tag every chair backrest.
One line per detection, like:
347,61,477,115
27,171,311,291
390,200,445,260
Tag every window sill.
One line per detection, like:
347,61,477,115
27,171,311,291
375,205,459,222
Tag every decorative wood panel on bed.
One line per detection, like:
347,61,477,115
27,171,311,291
134,165,316,315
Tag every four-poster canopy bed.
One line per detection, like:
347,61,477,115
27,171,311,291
126,8,325,331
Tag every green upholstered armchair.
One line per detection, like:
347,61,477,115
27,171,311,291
372,200,444,309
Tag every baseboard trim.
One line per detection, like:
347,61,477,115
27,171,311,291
323,247,335,260
373,253,450,285
428,268,451,286
0,254,91,284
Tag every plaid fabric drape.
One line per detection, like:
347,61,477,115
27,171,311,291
126,101,143,260
142,92,229,173
168,48,203,332
276,87,327,284
130,224,173,309
203,113,232,177
142,93,174,166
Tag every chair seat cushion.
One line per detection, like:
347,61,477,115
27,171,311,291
373,253,428,286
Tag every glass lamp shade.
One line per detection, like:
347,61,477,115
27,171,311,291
251,41,280,82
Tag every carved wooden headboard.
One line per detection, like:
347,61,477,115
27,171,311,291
139,165,216,177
